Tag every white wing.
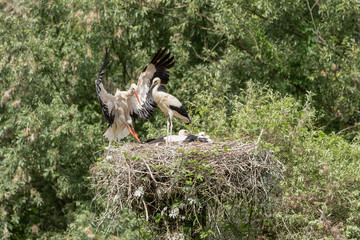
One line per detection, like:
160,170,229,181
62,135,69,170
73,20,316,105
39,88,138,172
96,57,116,127
104,121,130,142
129,48,175,121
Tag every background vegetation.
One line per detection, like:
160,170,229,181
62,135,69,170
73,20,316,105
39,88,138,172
1,0,360,239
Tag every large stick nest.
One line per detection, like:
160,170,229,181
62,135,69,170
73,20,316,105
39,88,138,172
91,141,284,237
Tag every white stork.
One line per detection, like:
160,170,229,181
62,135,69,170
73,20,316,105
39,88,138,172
144,130,212,144
96,48,175,143
184,131,213,143
149,77,191,139
96,58,141,143
144,129,190,144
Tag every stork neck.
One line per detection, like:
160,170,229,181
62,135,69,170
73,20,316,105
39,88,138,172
127,90,132,98
123,89,133,99
152,81,161,94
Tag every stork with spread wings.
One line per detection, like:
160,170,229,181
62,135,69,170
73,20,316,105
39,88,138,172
96,48,176,143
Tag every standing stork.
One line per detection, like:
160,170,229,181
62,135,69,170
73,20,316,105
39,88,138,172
96,48,176,143
150,77,191,139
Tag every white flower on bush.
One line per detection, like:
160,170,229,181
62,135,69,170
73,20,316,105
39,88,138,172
113,194,120,202
169,207,179,219
187,198,198,205
134,186,144,197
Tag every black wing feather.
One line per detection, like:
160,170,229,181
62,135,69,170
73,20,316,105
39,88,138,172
183,135,199,142
96,50,115,127
131,85,167,121
183,135,210,143
143,137,166,144
169,105,191,124
134,49,174,121
155,52,171,66
149,48,175,85
150,48,167,65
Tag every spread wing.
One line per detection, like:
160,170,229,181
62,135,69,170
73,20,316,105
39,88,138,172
96,51,116,127
129,48,175,121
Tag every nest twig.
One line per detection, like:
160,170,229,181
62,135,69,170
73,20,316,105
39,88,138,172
91,141,283,238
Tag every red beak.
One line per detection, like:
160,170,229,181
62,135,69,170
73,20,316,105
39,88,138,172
134,90,141,105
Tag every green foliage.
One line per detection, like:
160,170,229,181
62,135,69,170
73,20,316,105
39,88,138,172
58,203,146,240
0,99,102,238
224,83,360,238
1,0,360,238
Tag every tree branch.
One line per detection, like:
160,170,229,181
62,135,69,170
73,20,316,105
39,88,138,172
242,6,304,40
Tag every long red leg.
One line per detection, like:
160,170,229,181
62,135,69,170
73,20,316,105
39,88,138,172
130,125,141,142
126,124,141,143
130,124,139,138
125,124,135,136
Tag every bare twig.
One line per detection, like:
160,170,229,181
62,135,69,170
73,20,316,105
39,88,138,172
142,159,158,185
306,0,328,46
142,198,149,221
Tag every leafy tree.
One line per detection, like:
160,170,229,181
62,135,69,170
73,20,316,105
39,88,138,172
1,0,360,238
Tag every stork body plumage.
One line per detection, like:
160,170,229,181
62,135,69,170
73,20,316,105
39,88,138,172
150,77,191,139
183,132,213,143
97,59,141,143
96,48,175,143
144,130,212,144
103,84,141,142
145,130,190,144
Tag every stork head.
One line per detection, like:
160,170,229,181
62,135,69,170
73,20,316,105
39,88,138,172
198,132,206,137
130,83,137,91
198,132,213,142
178,129,190,137
130,83,141,105
150,77,161,88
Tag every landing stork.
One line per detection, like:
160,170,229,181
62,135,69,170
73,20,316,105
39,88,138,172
96,57,141,143
96,48,175,143
150,77,191,139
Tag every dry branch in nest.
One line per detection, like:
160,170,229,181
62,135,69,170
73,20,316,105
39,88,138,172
91,141,284,238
